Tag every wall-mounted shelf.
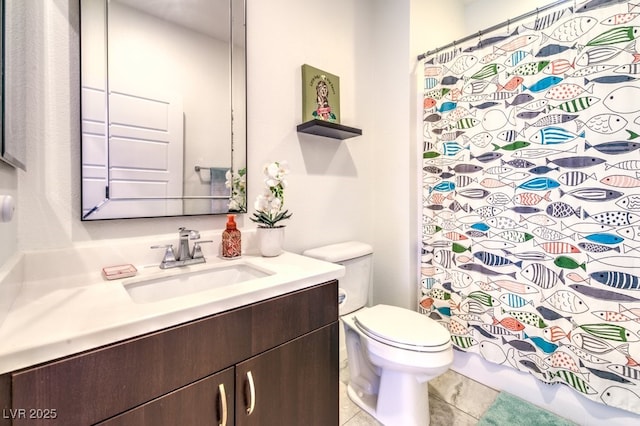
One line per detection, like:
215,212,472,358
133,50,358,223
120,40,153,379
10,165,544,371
297,120,362,140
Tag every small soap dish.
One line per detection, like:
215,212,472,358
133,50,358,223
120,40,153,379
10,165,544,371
102,264,138,280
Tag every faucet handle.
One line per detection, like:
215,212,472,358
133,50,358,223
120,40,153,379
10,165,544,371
151,244,177,263
192,240,213,259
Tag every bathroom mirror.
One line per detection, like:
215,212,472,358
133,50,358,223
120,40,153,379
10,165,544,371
1,0,27,171
80,0,246,220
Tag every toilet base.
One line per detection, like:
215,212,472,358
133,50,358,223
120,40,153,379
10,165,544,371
347,369,431,426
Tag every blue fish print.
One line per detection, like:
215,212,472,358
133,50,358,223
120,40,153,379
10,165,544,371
529,165,559,175
585,140,640,155
470,152,503,163
497,130,520,142
463,28,520,53
590,271,640,290
569,284,640,302
517,177,561,191
470,101,499,110
505,93,535,107
505,50,531,66
436,306,452,317
535,43,578,57
474,251,523,268
501,293,534,308
503,159,535,168
517,110,545,120
430,181,456,193
547,156,606,169
580,361,635,385
442,142,470,156
536,306,573,321
425,78,439,90
501,336,537,353
470,223,491,232
558,187,624,202
523,333,559,354
575,0,629,14
459,263,517,280
522,76,563,93
584,233,624,245
509,206,543,214
441,76,463,85
530,127,585,145
585,75,637,85
437,102,458,113
578,242,621,253
525,7,571,31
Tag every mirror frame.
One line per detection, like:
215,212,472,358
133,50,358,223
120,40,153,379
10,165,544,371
1,0,27,171
79,0,247,220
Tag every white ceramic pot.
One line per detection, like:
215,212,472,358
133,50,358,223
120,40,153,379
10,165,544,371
257,226,285,257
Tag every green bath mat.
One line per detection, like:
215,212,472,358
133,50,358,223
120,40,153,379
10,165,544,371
478,392,575,426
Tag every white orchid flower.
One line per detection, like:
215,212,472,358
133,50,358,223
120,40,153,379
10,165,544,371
251,161,293,227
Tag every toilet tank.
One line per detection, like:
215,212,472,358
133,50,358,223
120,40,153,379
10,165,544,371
303,241,373,315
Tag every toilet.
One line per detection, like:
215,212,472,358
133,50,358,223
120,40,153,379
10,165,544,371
303,241,453,426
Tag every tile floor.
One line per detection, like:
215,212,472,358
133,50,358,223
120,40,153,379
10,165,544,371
339,358,500,425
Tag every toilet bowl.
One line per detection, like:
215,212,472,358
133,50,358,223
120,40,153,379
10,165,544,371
342,304,453,425
303,242,453,426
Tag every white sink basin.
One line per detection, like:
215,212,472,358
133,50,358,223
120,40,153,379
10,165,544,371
123,263,272,304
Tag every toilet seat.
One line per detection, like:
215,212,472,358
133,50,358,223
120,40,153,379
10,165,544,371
353,304,451,352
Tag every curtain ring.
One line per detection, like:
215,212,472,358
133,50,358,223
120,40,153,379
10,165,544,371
536,7,539,20
507,19,510,34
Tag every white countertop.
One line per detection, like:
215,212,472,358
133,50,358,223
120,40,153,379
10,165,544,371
0,248,344,375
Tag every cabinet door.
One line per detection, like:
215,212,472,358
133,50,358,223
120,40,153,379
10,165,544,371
97,367,235,426
235,322,338,426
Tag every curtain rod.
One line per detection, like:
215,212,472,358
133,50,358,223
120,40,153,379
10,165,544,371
416,0,573,61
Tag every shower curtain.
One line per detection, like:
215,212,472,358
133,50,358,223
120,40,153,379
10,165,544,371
421,0,640,415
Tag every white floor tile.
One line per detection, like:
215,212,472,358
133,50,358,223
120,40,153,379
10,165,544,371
340,360,497,425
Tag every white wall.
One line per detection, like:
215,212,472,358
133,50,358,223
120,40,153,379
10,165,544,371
364,0,466,310
463,0,551,34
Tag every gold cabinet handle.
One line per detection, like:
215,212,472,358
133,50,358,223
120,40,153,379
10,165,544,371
218,383,228,426
246,371,256,415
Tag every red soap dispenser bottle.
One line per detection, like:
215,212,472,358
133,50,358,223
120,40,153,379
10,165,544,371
222,214,241,258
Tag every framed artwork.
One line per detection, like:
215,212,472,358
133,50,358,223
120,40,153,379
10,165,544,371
301,64,340,123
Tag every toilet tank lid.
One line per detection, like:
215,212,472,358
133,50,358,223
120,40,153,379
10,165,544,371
303,241,373,263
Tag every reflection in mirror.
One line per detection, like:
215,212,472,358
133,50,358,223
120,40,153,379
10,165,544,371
80,0,246,220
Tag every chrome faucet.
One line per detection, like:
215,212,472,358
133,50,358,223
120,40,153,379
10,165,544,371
177,227,200,260
151,227,212,269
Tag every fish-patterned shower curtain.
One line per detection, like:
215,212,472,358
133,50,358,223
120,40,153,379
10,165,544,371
421,0,640,416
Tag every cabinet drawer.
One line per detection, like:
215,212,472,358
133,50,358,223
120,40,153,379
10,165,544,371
249,279,337,354
11,306,252,425
97,367,235,426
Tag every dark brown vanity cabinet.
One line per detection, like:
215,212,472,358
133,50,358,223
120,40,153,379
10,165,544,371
1,280,338,426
